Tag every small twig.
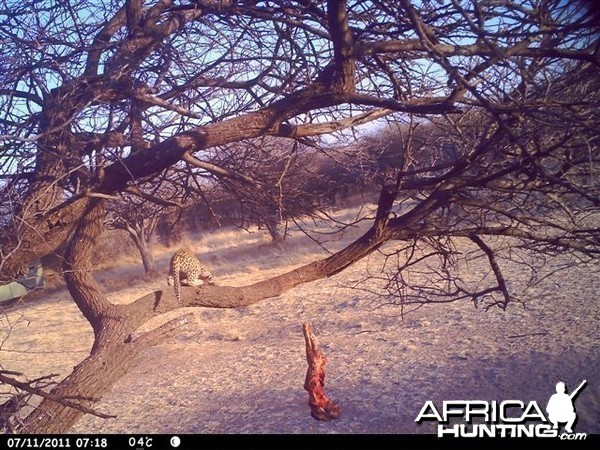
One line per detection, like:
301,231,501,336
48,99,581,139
352,329,382,335
507,331,548,339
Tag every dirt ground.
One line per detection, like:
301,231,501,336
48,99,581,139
1,215,599,435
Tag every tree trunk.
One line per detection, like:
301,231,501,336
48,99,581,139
21,198,130,432
118,218,159,278
19,188,397,433
131,228,157,278
265,215,284,243
20,341,138,433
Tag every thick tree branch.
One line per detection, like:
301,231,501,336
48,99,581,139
83,7,127,76
125,313,196,347
356,39,599,63
63,199,116,340
277,108,393,138
326,0,355,92
1,0,598,436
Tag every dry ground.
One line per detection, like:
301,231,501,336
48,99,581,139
1,205,599,434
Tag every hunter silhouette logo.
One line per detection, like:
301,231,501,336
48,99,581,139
546,380,587,434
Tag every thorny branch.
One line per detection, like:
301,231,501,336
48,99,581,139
0,371,114,433
0,0,599,433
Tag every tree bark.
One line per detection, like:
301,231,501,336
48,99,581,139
264,215,284,243
137,238,157,278
129,224,158,278
19,189,397,433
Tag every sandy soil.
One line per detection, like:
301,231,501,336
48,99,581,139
1,215,599,435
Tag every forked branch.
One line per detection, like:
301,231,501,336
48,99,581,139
0,372,115,421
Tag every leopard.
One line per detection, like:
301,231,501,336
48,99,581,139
167,249,215,303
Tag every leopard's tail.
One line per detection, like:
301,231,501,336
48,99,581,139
170,253,182,303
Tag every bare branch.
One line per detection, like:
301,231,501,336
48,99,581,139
124,185,184,208
0,373,115,420
278,108,394,138
356,39,599,63
469,234,512,308
182,152,264,188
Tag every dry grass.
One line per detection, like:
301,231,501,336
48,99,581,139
84,204,375,292
1,202,599,434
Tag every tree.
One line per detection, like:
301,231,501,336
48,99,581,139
105,196,168,278
0,0,598,433
104,173,190,277
198,137,365,241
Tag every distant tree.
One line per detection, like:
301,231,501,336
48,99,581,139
105,191,179,278
0,0,598,433
156,212,185,247
183,137,364,242
354,64,600,310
